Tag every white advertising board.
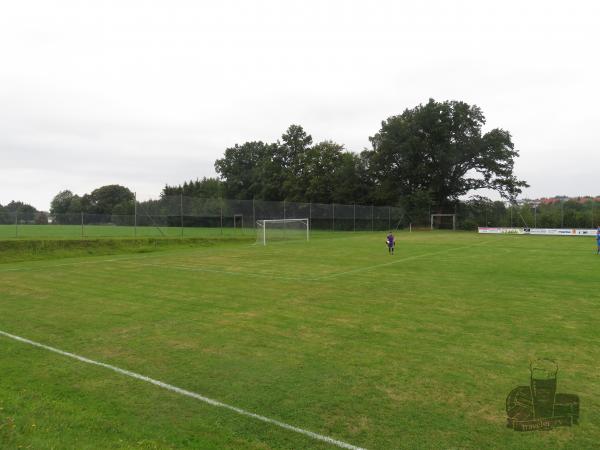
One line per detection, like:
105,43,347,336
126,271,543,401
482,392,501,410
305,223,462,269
478,227,598,236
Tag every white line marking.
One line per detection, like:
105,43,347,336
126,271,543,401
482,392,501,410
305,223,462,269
0,330,365,450
315,241,491,280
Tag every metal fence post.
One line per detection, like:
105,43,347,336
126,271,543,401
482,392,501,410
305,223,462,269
134,192,137,237
283,200,286,238
180,192,184,238
332,203,335,232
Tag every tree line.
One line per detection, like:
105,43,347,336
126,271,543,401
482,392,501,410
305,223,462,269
9,98,597,229
0,201,42,224
208,99,528,210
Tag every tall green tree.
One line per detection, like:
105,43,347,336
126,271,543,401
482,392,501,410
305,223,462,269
162,177,224,198
86,185,134,215
3,201,38,222
50,190,80,214
367,99,528,211
280,125,313,200
301,141,345,203
214,141,277,199
0,203,11,224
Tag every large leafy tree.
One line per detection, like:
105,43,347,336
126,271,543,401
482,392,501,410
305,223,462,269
367,99,528,210
214,141,277,199
301,141,345,203
301,142,370,204
50,190,80,214
85,185,134,215
280,125,313,201
0,204,9,224
214,125,315,201
3,201,38,222
214,125,364,203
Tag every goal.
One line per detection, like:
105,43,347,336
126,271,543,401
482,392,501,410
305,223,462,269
256,218,310,245
430,214,456,231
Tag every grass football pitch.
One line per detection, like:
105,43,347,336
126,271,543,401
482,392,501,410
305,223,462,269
1,231,599,449
0,224,249,240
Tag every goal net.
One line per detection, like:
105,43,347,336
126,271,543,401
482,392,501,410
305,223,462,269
256,218,310,245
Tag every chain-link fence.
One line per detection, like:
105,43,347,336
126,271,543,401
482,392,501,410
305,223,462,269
1,196,598,239
0,196,406,239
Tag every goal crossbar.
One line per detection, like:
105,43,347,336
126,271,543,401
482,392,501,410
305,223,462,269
430,214,456,231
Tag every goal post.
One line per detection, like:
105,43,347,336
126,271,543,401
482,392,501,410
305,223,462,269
233,214,244,230
431,214,456,231
256,218,310,245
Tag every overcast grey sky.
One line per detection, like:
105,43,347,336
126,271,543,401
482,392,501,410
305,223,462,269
1,0,598,210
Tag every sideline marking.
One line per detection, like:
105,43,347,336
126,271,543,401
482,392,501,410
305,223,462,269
0,330,365,450
315,241,491,280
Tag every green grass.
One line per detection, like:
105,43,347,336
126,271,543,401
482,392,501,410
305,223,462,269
0,237,254,264
1,231,599,449
0,224,252,240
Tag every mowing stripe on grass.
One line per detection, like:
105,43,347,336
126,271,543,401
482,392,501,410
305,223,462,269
316,241,490,280
0,330,366,450
136,262,310,282
0,255,156,273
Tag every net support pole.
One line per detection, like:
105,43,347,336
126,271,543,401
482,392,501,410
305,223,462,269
353,204,356,232
332,203,335,232
283,200,286,239
263,221,266,246
81,211,84,238
15,212,18,238
309,202,312,230
134,192,137,238
431,214,434,230
306,218,310,241
180,192,184,239
453,214,456,231
252,198,255,229
371,205,374,232
388,207,391,231
220,199,223,235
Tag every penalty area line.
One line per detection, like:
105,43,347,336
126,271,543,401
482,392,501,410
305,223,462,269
0,330,365,450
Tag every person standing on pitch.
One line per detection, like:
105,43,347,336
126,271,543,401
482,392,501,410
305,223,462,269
596,227,600,254
386,232,395,255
